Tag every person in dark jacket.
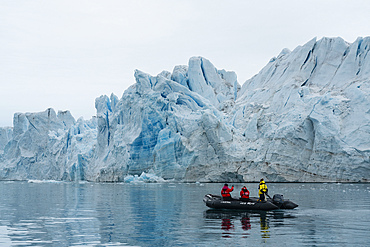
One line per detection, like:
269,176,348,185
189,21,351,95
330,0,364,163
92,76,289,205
221,183,234,201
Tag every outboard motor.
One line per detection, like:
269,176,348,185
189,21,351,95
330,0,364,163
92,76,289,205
272,194,284,208
273,194,299,209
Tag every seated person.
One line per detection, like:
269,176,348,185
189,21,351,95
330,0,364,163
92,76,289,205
221,183,234,201
240,186,250,201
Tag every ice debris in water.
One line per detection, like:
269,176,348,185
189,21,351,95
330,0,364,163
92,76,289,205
123,172,166,183
28,180,63,183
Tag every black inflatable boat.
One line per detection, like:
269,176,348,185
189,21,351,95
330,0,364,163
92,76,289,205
203,194,298,211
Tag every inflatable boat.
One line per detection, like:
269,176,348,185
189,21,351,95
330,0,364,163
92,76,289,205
203,194,298,211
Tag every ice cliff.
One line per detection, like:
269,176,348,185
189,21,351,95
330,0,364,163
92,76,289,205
0,37,369,182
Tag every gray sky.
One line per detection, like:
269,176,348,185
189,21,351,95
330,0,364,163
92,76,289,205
1,0,369,127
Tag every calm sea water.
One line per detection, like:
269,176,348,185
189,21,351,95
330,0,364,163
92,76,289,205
0,181,369,246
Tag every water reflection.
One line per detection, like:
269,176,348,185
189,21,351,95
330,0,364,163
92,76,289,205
203,209,293,239
260,212,270,239
221,218,234,238
1,182,369,246
241,216,251,231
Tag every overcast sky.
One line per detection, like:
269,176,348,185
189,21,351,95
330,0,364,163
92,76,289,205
1,0,369,127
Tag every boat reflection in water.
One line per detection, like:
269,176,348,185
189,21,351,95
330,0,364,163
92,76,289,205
204,209,295,239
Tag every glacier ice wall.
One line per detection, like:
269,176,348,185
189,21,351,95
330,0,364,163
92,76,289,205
0,40,369,182
234,37,370,182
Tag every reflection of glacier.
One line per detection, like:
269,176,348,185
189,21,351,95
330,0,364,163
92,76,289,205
0,182,103,246
0,37,370,182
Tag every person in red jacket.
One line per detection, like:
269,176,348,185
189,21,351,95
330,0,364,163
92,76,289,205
240,186,250,201
221,184,234,201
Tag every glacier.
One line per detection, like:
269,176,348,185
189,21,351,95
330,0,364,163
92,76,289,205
0,37,369,182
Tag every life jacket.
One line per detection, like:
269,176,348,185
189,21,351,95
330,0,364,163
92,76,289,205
240,187,250,198
221,186,233,197
259,181,268,195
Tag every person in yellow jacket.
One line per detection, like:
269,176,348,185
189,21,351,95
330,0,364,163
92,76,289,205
258,178,268,201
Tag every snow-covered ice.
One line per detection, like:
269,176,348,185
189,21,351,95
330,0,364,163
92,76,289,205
0,38,369,182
